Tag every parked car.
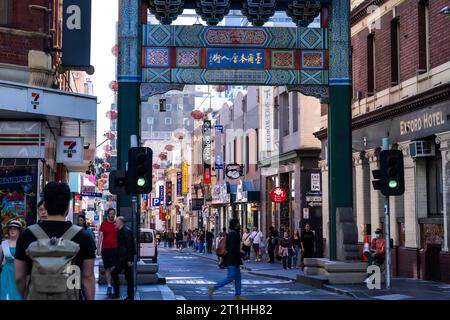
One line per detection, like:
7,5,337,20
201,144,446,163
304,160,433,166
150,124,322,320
140,228,157,263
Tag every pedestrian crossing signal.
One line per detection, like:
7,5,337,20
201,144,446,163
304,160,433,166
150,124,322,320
380,149,404,196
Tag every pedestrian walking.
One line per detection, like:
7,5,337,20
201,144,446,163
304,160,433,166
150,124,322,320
111,217,135,300
182,231,188,251
176,229,183,250
266,226,276,263
0,220,23,300
241,228,252,260
249,227,263,261
279,231,294,269
97,208,118,296
208,218,244,300
78,214,96,247
14,182,96,300
37,200,48,222
167,230,175,248
300,223,316,270
198,230,205,253
292,229,302,268
206,229,214,254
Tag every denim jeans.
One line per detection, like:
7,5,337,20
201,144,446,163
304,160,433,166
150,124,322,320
293,245,301,267
198,242,204,253
214,266,242,295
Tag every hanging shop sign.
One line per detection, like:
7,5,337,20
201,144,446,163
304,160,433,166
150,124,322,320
62,0,93,72
142,25,328,86
176,171,182,196
311,173,321,191
56,136,84,164
259,86,275,152
182,161,188,195
159,185,164,203
211,183,230,203
270,187,287,203
203,120,212,184
225,163,243,180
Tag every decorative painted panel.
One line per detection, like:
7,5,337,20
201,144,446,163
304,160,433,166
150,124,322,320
118,0,140,82
142,24,329,86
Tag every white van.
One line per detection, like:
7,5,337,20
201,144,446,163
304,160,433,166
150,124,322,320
140,228,157,263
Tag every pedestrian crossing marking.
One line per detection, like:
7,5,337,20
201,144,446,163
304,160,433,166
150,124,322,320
373,294,413,300
166,279,292,285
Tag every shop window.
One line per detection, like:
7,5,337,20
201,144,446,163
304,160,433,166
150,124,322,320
0,0,12,26
426,155,443,215
281,93,289,137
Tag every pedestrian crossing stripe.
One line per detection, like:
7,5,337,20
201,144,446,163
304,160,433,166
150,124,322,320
166,279,292,285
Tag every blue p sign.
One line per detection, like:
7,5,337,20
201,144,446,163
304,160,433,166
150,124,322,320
152,198,160,207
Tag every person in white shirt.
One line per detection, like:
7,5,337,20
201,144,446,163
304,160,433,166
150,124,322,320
249,227,263,262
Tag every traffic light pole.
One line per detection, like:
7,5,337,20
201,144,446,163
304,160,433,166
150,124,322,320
131,194,138,297
384,196,391,290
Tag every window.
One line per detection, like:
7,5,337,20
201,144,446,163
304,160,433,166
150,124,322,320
153,104,159,111
367,33,376,96
274,97,279,130
245,135,250,174
178,104,183,111
183,117,189,128
418,0,430,73
292,93,299,132
426,155,443,215
140,232,153,243
390,18,400,85
166,104,172,111
255,128,259,170
146,117,154,125
281,93,289,137
165,117,172,125
0,0,12,26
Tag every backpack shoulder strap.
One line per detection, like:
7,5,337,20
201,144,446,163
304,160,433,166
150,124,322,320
28,224,50,240
62,225,83,241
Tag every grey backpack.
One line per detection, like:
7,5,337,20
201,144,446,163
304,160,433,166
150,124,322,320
25,224,82,300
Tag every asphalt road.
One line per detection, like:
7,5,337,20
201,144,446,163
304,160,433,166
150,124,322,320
157,247,351,300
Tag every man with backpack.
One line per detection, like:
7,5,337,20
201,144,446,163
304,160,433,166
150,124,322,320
14,182,96,300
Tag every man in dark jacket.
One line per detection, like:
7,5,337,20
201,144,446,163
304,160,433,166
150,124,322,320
111,216,135,300
206,229,214,254
208,219,244,300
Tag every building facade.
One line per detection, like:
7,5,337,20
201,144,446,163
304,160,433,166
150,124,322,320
315,0,450,282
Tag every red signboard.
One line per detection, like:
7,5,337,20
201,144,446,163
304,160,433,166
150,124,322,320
271,187,287,203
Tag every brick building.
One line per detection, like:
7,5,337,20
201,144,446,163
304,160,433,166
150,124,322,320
0,0,96,226
315,0,450,282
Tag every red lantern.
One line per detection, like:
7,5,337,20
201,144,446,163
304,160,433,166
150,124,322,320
165,144,175,151
190,110,204,120
158,153,167,160
101,173,109,179
109,81,118,92
103,145,113,151
101,162,111,170
105,131,116,140
111,44,119,57
153,163,161,169
106,110,118,120
103,153,112,159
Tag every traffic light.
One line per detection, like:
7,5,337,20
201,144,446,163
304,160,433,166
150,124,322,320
109,170,127,195
371,169,381,190
127,147,152,194
380,149,405,196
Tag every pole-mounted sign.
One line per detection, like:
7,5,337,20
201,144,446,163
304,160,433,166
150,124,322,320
61,0,94,74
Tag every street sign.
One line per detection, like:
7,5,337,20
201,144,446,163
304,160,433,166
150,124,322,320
165,214,170,220
215,125,224,133
311,173,321,191
80,192,102,198
94,215,99,221
270,187,287,203
152,197,160,207
225,163,243,179
303,208,309,219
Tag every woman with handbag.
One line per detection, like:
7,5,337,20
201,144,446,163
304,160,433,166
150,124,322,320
279,231,293,269
241,227,252,260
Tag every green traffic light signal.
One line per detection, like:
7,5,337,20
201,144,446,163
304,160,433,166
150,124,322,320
137,177,147,187
388,179,398,189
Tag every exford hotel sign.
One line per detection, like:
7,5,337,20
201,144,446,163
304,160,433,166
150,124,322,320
400,111,446,136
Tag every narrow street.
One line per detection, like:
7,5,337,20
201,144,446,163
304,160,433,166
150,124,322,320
157,247,350,300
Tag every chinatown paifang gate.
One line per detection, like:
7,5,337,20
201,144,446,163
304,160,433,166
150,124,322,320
117,0,365,283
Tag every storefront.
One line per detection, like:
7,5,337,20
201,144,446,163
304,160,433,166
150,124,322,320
208,183,231,235
234,180,260,230
0,81,97,228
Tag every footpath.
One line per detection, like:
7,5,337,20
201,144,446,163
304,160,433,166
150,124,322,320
189,249,450,300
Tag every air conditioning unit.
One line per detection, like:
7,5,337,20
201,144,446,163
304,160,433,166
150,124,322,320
409,141,435,158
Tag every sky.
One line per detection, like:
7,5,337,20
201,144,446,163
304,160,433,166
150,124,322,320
90,0,118,155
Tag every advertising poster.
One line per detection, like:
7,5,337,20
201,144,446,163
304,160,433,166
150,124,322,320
0,162,38,228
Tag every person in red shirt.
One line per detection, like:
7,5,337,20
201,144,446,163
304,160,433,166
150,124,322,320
368,228,386,266
98,208,118,296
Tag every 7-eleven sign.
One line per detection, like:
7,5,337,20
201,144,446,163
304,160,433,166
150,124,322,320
56,136,84,164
